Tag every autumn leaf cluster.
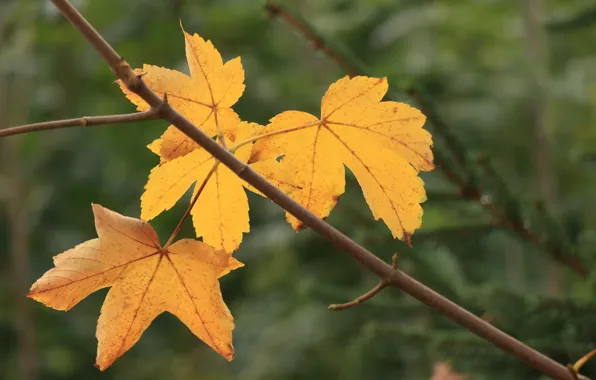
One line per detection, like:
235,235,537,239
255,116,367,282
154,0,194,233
28,24,434,370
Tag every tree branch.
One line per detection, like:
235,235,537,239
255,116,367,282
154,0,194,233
47,0,577,378
0,110,158,138
264,1,587,278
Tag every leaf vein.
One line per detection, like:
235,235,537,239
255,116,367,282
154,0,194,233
164,254,221,354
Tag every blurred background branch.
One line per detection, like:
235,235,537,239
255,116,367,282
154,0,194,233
1,2,39,379
547,5,596,33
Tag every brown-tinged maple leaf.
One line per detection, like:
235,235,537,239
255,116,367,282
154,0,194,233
141,120,298,253
252,76,434,244
28,204,243,370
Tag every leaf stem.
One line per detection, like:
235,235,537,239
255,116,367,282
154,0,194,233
229,120,321,153
0,110,158,138
164,160,220,248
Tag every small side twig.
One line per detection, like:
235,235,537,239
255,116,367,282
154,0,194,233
567,349,596,380
329,253,398,311
0,110,158,138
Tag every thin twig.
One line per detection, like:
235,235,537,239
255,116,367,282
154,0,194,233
48,1,576,378
329,253,398,311
329,281,389,311
265,1,360,77
0,110,158,138
164,161,220,248
265,1,587,278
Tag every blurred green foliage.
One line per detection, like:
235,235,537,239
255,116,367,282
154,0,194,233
2,0,596,379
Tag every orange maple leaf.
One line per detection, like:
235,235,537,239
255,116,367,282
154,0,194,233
252,76,434,244
28,204,243,370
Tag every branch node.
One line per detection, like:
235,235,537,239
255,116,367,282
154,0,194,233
481,312,494,323
235,162,250,177
569,349,596,380
391,252,398,269
154,100,171,119
118,57,130,69
567,365,581,380
81,117,88,127
112,58,143,93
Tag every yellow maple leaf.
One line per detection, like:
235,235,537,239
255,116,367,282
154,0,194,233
28,204,243,370
141,120,298,253
252,76,434,244
117,26,297,252
118,24,245,162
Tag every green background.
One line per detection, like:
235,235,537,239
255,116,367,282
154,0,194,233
1,0,596,379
